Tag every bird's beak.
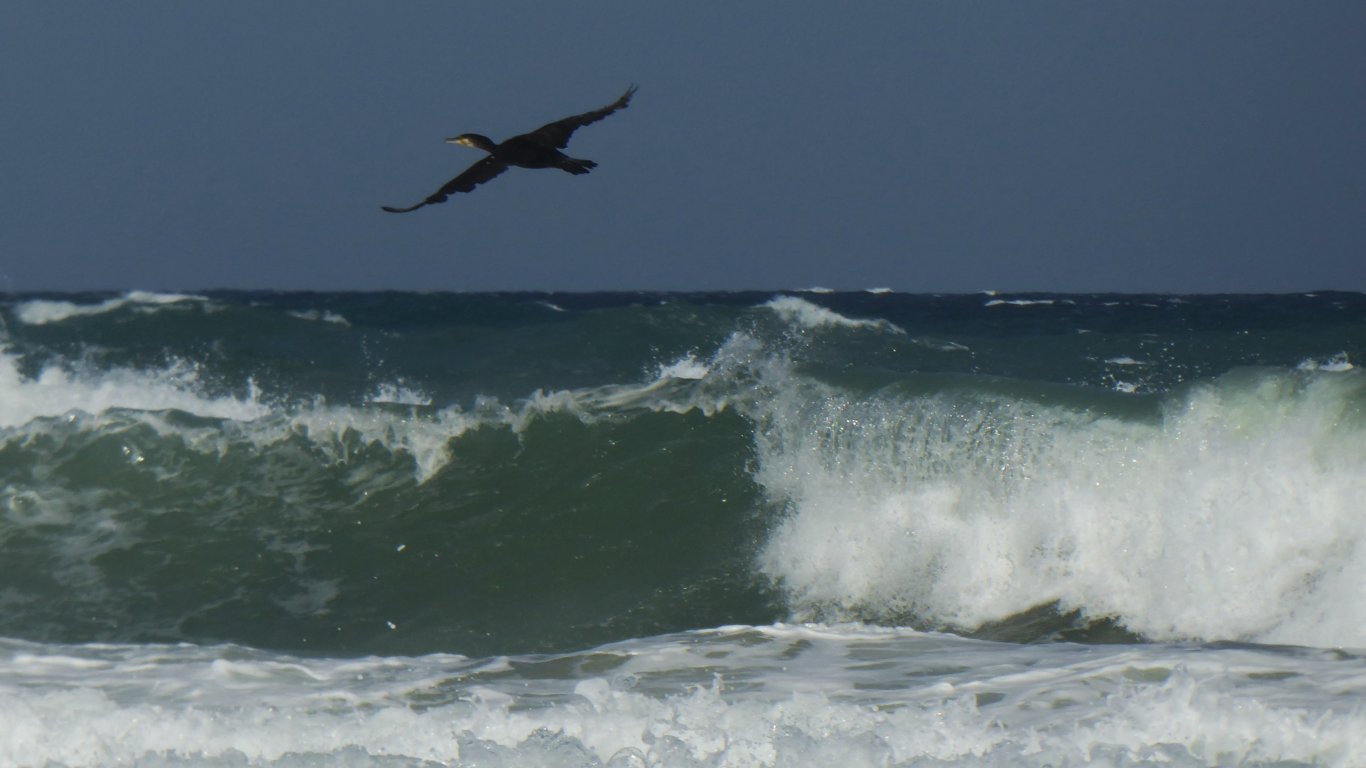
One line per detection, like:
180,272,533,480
444,137,465,146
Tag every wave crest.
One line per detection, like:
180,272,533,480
13,291,208,325
755,366,1366,647
760,296,905,334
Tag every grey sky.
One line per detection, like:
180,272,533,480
2,2,1363,293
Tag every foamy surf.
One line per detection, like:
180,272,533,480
754,365,1366,648
1,626,1361,767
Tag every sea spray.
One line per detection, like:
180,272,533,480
754,364,1366,647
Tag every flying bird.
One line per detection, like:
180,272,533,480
381,85,637,213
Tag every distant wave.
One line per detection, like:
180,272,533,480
286,309,350,326
760,296,905,334
984,297,1067,308
13,291,207,325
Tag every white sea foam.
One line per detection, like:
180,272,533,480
760,296,905,334
368,381,433,406
241,401,475,485
0,346,467,483
752,363,1366,649
1298,351,1354,372
654,355,711,381
1,627,1361,767
287,309,350,325
0,347,269,429
12,291,207,325
983,298,1063,307
503,340,772,423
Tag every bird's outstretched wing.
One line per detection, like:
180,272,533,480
524,85,637,149
381,156,510,213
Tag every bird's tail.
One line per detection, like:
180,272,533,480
560,158,597,175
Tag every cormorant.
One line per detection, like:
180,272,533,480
381,85,637,213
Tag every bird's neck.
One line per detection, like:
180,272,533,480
464,134,498,153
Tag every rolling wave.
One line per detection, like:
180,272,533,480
1,291,1364,657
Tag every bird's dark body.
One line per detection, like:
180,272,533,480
495,138,585,169
382,86,635,213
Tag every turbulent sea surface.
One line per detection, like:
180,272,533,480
1,290,1364,766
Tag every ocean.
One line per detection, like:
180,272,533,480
0,290,1363,767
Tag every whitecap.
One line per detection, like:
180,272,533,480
984,298,1055,308
14,291,207,325
1297,352,1354,372
286,309,350,326
0,347,268,429
760,296,905,334
655,355,710,381
368,381,433,406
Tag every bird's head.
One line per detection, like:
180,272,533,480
445,133,495,152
